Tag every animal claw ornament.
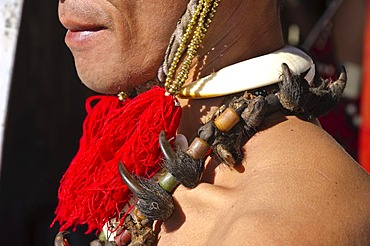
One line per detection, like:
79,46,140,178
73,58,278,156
209,93,271,165
160,131,204,188
118,161,174,222
277,63,347,118
135,177,175,221
307,66,347,117
240,95,268,133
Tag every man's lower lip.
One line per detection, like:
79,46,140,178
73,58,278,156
65,29,105,47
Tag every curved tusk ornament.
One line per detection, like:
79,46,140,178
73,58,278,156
179,46,315,99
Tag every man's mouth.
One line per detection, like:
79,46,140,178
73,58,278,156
62,20,108,48
62,20,107,32
58,13,109,47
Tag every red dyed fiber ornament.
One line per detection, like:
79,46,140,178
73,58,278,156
51,86,182,233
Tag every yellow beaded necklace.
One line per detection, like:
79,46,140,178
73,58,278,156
165,0,221,95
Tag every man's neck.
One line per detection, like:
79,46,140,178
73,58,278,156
169,0,285,141
191,0,284,79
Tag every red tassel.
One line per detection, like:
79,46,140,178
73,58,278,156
51,86,182,233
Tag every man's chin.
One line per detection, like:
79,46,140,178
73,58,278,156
77,71,123,95
74,59,160,95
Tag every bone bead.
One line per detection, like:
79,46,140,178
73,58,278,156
186,137,210,160
214,107,240,132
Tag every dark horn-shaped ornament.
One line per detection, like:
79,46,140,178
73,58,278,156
118,161,174,221
159,131,203,188
159,130,177,161
118,162,144,195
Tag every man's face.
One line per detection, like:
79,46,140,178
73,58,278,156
59,0,188,94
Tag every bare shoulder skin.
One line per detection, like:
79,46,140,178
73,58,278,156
158,113,370,245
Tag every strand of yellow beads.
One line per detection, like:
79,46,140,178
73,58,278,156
165,0,221,95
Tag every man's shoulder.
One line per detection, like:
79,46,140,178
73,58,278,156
213,205,370,245
228,114,370,244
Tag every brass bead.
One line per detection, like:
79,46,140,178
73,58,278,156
178,43,185,50
214,107,241,132
178,71,185,77
182,63,190,70
173,57,180,63
168,67,176,73
183,59,192,66
117,91,128,101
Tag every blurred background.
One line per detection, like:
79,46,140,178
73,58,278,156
0,0,95,244
0,0,368,245
282,0,366,161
